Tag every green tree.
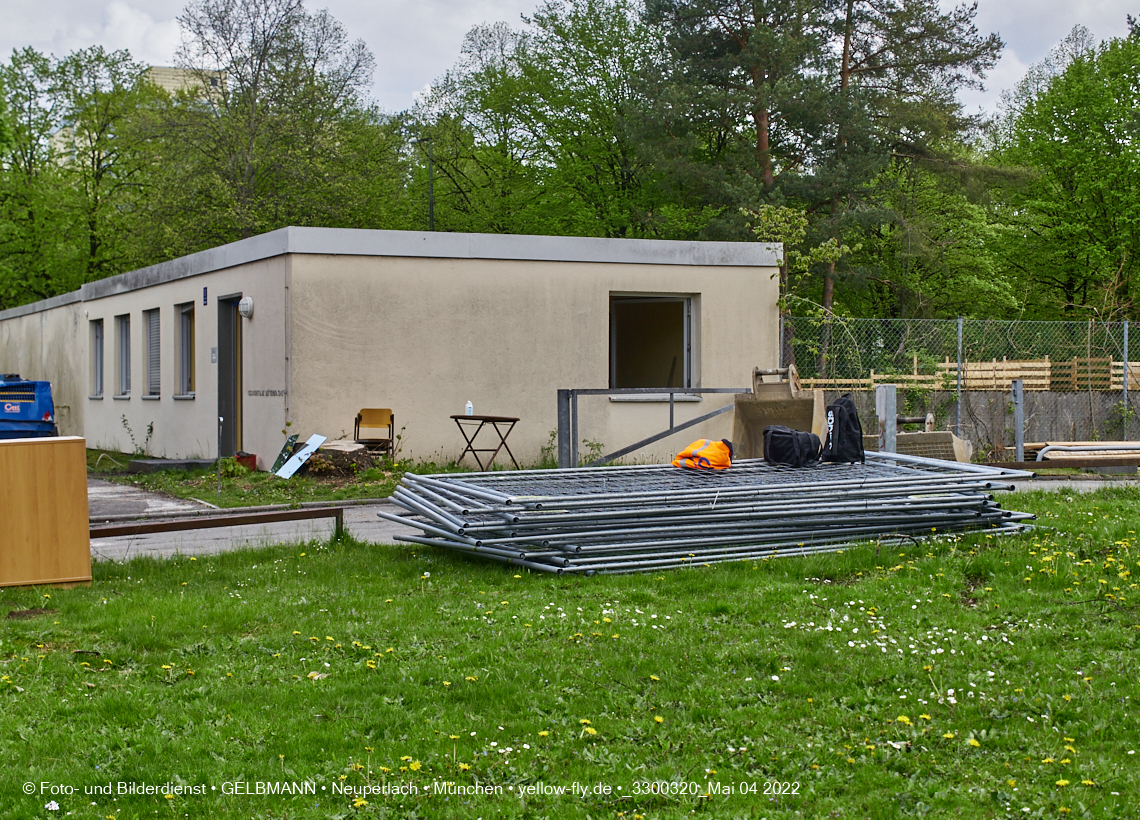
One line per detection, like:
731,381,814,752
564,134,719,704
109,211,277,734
0,48,76,307
639,0,1000,313
146,0,395,255
416,0,665,237
52,47,163,279
991,28,1140,318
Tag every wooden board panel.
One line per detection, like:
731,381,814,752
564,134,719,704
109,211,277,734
0,436,91,587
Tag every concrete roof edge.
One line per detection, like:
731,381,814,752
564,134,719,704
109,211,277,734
81,228,292,301
0,290,82,322
288,227,783,267
2,229,782,315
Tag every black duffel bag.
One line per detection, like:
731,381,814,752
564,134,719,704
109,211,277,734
763,425,822,467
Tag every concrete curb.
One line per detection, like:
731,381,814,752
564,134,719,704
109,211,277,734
89,495,399,524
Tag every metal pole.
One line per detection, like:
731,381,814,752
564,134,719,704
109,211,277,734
956,316,963,436
217,415,223,497
571,391,579,468
875,384,897,454
427,141,434,232
778,315,785,369
1012,379,1024,463
1124,321,1130,440
556,390,571,468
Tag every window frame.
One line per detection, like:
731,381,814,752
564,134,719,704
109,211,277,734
115,314,131,397
90,319,104,397
609,295,693,390
176,302,195,397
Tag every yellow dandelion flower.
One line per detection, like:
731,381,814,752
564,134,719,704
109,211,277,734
1042,757,1055,763
1007,779,1016,787
353,798,367,807
400,756,412,761
1056,779,1070,787
584,727,597,736
943,732,955,739
650,675,660,681
443,681,451,686
409,761,422,771
1065,744,1077,753
968,738,981,748
896,715,912,725
1081,779,1096,786
1059,758,1071,764
579,719,591,725
538,731,550,737
919,714,931,721
449,735,459,740
465,676,478,682
458,763,471,771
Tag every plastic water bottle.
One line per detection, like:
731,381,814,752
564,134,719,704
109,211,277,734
465,400,474,416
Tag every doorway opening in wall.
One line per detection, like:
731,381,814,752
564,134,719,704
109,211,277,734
218,294,243,456
609,296,692,389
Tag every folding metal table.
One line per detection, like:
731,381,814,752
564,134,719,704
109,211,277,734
451,414,520,470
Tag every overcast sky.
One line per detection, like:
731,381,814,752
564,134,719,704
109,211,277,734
3,0,1135,114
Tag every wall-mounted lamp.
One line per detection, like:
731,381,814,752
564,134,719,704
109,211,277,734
238,295,254,319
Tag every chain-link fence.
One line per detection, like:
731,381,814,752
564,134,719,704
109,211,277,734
781,316,1137,393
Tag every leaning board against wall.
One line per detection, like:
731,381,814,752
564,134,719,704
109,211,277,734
0,436,91,587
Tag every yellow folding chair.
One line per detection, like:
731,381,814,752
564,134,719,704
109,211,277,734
354,408,394,455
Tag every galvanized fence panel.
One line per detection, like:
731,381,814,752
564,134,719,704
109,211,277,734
783,317,1134,393
782,316,1139,445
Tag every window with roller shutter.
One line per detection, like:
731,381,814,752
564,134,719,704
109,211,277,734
145,309,160,397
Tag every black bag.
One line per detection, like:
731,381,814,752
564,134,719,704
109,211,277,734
763,425,822,467
822,393,865,463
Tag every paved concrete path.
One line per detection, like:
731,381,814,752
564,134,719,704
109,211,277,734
88,478,212,519
88,478,418,562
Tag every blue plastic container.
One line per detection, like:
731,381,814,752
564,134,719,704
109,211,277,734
0,374,57,439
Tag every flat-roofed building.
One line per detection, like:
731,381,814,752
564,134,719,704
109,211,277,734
0,228,780,467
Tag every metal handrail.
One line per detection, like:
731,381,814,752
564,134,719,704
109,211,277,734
556,388,751,468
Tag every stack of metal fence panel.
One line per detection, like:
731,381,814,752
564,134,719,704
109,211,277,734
380,452,1034,575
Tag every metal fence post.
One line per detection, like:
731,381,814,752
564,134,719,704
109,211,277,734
1124,321,1130,440
779,315,785,369
571,391,579,468
556,389,571,468
1012,379,1024,463
956,316,963,436
875,384,897,454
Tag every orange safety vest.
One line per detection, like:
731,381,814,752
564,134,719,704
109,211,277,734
672,439,733,470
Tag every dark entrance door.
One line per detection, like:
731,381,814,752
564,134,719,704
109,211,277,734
218,294,243,456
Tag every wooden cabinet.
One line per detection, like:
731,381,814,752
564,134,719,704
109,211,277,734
0,436,91,588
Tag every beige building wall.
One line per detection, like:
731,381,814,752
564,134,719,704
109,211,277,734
289,254,779,465
79,258,287,464
0,296,85,436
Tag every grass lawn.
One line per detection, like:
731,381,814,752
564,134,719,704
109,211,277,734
3,487,1139,819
